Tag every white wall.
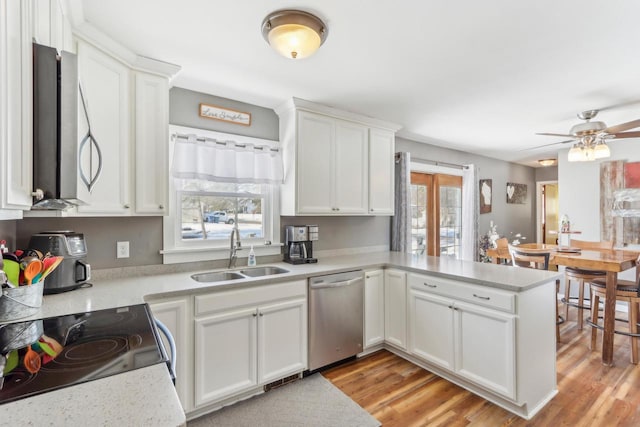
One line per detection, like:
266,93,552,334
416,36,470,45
558,139,640,280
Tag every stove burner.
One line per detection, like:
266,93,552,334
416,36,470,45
2,370,36,393
49,337,129,367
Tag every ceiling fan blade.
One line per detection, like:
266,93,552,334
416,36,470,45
521,139,575,151
535,132,574,138
604,119,640,134
608,131,640,139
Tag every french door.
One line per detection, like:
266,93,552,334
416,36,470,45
410,172,462,257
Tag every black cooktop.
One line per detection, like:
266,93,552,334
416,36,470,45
0,304,167,405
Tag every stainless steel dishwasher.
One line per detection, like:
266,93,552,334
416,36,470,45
308,270,364,371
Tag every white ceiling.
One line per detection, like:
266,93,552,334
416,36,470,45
78,0,640,166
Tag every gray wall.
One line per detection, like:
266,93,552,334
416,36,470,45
535,165,558,182
396,137,537,243
170,87,279,141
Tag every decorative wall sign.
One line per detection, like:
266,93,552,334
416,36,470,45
506,182,527,204
199,103,252,126
479,179,492,214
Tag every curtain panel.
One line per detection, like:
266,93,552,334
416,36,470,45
171,134,283,184
391,152,412,253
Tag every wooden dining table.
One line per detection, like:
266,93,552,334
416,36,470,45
488,242,640,366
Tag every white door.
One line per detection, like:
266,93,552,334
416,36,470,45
334,120,368,214
134,72,168,215
368,128,395,215
194,307,257,407
149,298,191,411
364,270,385,348
296,111,334,214
76,41,131,215
455,301,516,400
408,290,455,370
384,269,407,350
257,298,307,384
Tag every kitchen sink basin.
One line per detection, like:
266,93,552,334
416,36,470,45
238,266,290,277
191,271,245,283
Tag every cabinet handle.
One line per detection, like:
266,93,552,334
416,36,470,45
453,307,459,311
252,313,257,317
473,293,491,300
259,312,264,317
124,204,130,209
365,275,370,279
370,208,374,212
424,283,437,288
159,204,164,209
448,305,453,309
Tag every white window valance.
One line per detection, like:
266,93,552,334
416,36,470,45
171,133,283,184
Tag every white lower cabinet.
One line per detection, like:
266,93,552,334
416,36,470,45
193,280,307,409
364,269,385,348
408,286,516,399
384,269,407,350
148,296,192,412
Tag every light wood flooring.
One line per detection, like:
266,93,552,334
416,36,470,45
323,308,640,426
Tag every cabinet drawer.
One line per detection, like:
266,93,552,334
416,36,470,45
195,280,307,317
408,274,515,314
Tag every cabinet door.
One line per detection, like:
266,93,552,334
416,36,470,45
334,120,368,214
149,298,191,412
134,72,168,215
194,307,258,407
364,270,385,348
76,41,131,215
368,128,395,215
0,0,33,213
257,298,307,384
296,111,334,214
455,301,516,400
408,290,455,370
384,269,407,350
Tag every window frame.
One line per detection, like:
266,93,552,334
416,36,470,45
162,125,282,264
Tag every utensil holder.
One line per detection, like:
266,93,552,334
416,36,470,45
0,281,44,322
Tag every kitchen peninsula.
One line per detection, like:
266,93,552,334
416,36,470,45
1,251,560,424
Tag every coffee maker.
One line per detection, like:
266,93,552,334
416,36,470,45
284,225,318,264
28,231,91,294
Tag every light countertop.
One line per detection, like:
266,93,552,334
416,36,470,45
0,251,560,425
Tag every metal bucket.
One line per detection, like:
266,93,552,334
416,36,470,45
0,319,44,353
0,281,44,322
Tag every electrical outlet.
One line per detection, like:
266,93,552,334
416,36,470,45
117,241,130,259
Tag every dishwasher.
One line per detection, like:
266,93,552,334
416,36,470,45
308,270,364,371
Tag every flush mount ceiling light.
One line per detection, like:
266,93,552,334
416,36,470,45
261,10,327,59
538,159,556,167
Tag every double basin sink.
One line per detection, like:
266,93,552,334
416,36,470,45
191,266,289,283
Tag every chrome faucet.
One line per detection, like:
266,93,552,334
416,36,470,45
228,227,242,269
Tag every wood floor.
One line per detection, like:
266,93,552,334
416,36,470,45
323,308,640,427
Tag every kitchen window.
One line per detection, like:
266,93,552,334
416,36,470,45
162,126,282,264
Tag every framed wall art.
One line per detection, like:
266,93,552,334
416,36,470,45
506,182,527,204
479,179,492,214
199,103,252,126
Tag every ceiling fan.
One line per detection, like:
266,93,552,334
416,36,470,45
535,110,640,161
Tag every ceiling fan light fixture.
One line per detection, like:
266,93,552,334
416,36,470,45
593,142,611,159
261,10,327,59
538,159,556,167
568,144,588,162
569,120,607,136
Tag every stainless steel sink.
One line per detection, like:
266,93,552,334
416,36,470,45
238,266,290,277
191,271,245,283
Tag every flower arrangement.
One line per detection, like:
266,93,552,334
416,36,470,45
478,221,527,262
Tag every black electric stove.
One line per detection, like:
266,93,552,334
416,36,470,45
0,304,167,405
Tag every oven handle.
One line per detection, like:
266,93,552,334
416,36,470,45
154,319,176,381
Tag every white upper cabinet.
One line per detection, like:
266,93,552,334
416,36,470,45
276,98,400,216
32,0,74,53
0,0,33,218
76,40,131,215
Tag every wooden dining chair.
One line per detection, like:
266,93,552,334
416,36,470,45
563,239,613,330
589,265,640,364
509,245,563,342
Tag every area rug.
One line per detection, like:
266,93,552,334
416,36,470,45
187,374,380,427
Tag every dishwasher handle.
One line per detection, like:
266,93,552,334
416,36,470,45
310,277,362,289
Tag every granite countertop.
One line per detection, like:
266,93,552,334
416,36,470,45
0,251,560,425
